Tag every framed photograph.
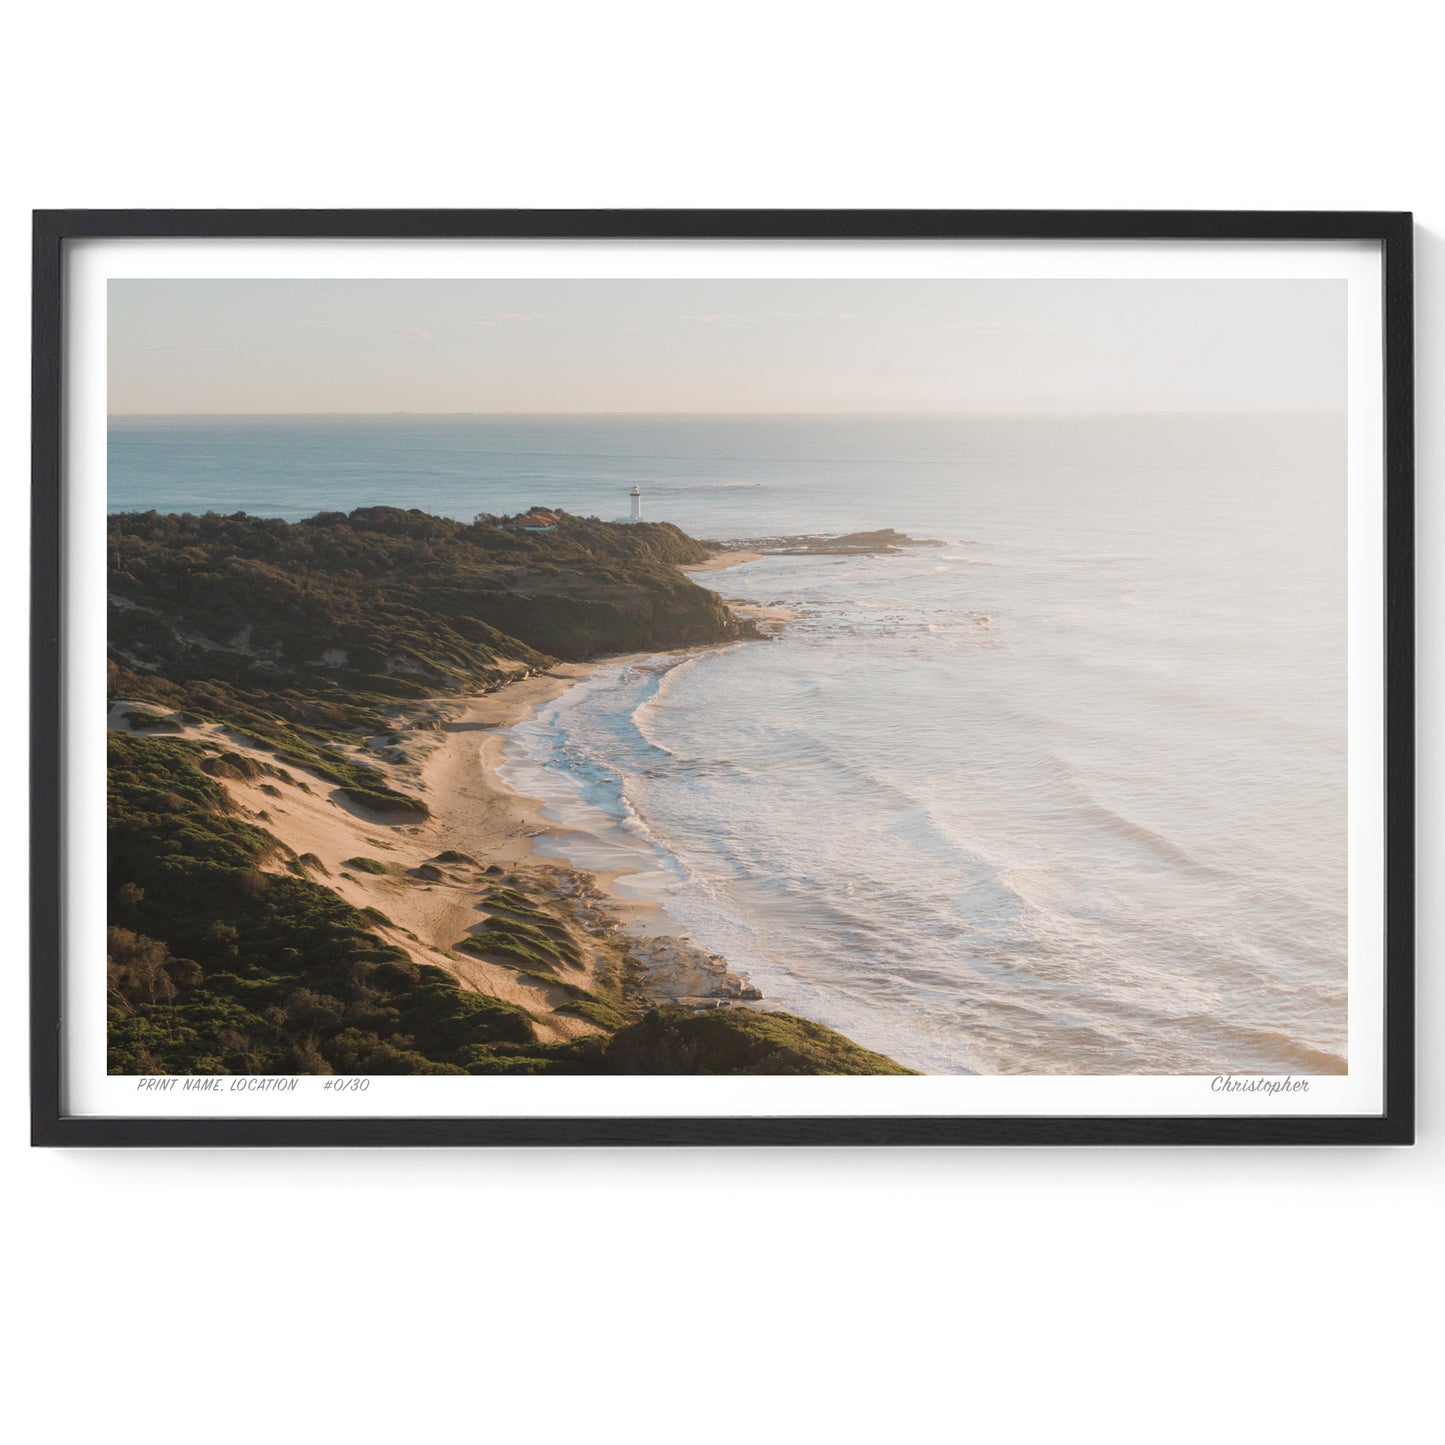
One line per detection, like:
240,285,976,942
31,209,1413,1146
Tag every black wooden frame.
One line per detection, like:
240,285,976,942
31,209,1415,1146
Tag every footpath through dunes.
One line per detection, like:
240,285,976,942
104,504,914,1076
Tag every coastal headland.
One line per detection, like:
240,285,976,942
106,505,916,1076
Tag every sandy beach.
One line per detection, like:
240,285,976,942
680,548,763,573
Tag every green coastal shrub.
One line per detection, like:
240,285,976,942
458,918,581,973
343,856,391,875
338,786,429,819
200,750,265,782
558,997,628,1031
570,1006,917,1076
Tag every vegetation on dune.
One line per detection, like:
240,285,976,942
342,856,392,876
556,997,630,1031
107,734,537,1075
480,887,586,948
336,785,429,819
198,749,268,783
457,917,583,975
455,881,592,982
108,660,426,815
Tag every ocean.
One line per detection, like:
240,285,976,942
110,413,1348,1074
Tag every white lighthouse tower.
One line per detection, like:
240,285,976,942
629,485,643,522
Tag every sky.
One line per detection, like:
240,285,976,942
107,278,1346,415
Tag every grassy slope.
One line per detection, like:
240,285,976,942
109,505,749,813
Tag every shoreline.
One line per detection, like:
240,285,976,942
430,652,767,1008
423,658,675,933
683,548,801,631
679,548,764,573
460,551,793,999
413,547,783,976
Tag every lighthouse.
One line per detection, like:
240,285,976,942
629,485,642,523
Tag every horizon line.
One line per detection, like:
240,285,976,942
108,407,1346,419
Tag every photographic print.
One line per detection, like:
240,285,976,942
33,212,1412,1144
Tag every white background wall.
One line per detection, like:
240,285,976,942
3,4,1439,1440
